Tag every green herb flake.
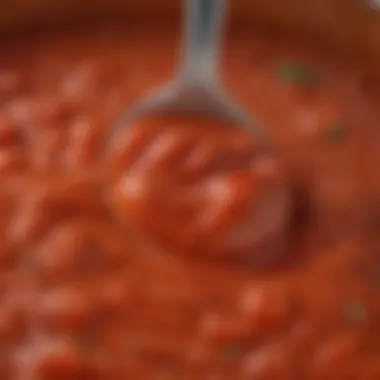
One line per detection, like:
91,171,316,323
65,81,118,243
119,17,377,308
19,256,36,273
326,122,347,142
78,332,99,355
278,61,319,85
220,344,245,361
344,302,367,323
155,368,175,380
370,266,380,289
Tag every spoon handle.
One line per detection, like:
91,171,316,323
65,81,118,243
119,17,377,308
180,0,226,86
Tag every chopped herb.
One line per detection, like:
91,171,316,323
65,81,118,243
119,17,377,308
19,256,36,273
365,266,380,289
370,266,380,288
364,207,380,236
155,370,175,380
78,332,99,355
278,61,319,84
221,344,245,361
327,122,347,142
344,302,367,323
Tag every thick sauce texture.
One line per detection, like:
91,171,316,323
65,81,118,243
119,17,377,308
0,22,380,380
112,114,290,267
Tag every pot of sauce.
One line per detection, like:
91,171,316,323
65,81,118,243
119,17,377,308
0,0,380,379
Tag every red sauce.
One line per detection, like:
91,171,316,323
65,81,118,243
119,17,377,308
0,21,379,379
112,114,290,267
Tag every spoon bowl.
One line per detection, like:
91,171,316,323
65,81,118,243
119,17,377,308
109,0,291,269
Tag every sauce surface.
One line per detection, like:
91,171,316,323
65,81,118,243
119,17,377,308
0,21,380,379
113,114,290,267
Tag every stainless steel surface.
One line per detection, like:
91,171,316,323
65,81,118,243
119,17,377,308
116,0,263,138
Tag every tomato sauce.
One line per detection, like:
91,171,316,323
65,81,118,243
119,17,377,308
0,20,379,379
112,114,290,267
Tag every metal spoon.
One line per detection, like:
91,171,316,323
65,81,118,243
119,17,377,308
118,0,265,140
110,0,290,268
